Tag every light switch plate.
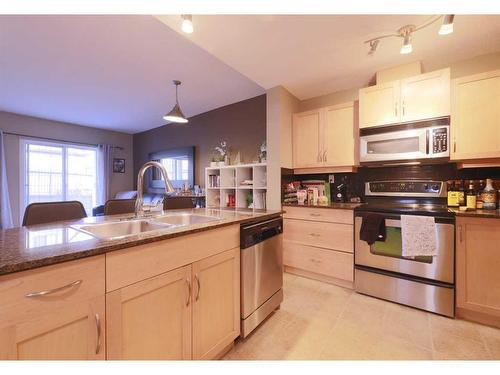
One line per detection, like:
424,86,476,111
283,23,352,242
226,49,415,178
328,175,335,183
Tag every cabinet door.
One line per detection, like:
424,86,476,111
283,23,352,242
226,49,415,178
292,110,321,167
456,218,500,317
192,248,240,360
0,296,105,360
359,80,400,128
322,102,356,167
451,70,500,160
106,265,192,360
400,68,450,122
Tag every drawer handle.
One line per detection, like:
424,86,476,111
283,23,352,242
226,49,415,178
25,279,83,298
194,274,201,302
310,259,322,264
95,313,102,355
185,278,191,307
310,213,321,217
309,233,321,237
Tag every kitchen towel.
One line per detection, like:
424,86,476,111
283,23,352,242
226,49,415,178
360,214,386,245
401,215,438,257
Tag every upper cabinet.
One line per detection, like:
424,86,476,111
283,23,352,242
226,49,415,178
359,68,450,129
292,102,356,170
451,69,500,161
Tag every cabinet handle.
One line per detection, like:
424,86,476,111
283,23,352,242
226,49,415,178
194,274,201,301
95,313,101,355
402,101,405,117
309,233,320,237
185,278,191,307
25,279,82,298
453,141,456,153
317,151,321,162
323,150,327,162
395,103,398,117
310,213,321,217
459,225,463,243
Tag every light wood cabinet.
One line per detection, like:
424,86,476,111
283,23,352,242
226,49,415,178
456,217,500,328
359,68,450,128
283,207,354,288
192,248,240,360
359,81,400,128
292,109,321,168
451,70,500,161
292,102,356,169
106,266,192,360
0,256,105,360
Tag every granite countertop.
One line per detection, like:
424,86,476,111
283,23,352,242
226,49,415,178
282,202,361,210
0,208,282,277
448,207,500,219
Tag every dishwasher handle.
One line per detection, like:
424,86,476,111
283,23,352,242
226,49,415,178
240,217,283,249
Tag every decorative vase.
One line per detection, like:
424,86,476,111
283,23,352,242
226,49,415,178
224,154,230,165
210,161,218,167
217,161,226,167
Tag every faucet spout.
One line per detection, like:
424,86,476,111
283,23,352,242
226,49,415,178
135,161,175,217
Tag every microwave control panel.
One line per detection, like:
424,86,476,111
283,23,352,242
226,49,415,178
432,127,448,154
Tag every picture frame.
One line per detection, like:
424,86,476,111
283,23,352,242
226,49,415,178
113,158,125,173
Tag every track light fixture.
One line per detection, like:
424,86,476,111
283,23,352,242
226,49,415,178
181,14,193,34
364,15,455,56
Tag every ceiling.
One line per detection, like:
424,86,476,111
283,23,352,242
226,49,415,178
157,15,500,100
0,15,264,134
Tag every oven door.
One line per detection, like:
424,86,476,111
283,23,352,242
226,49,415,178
354,214,454,284
360,128,428,163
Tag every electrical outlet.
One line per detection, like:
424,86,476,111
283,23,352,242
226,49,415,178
328,175,335,183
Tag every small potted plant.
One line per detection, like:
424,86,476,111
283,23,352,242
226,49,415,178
210,155,218,168
259,140,267,163
215,141,229,166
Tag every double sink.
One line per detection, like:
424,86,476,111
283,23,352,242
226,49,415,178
72,214,222,240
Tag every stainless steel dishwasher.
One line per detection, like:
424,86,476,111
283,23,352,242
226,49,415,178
240,217,283,338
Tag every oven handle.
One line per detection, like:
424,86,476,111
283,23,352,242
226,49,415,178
356,212,455,225
426,129,430,155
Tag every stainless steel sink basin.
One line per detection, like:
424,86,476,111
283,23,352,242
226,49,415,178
151,214,221,226
72,220,173,240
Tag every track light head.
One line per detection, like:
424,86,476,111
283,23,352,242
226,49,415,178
439,15,455,35
368,40,379,56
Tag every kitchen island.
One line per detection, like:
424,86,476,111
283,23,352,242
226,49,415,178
0,208,282,360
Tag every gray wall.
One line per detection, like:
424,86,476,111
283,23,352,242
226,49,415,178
133,95,266,187
0,111,134,226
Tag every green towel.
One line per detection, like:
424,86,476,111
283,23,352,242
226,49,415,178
372,227,432,264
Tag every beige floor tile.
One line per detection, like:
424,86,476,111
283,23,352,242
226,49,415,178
431,333,490,360
430,313,483,342
478,324,500,359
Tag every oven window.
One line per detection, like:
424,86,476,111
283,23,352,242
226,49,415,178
371,227,433,263
367,137,420,154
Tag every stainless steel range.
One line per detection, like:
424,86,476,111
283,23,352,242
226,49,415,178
354,180,455,317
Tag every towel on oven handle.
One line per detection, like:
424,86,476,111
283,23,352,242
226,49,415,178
401,215,438,257
360,214,386,245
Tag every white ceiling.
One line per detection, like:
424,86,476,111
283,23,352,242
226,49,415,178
157,15,500,100
0,15,264,134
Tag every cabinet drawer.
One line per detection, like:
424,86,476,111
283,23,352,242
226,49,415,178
0,255,105,327
283,206,353,224
284,218,353,253
284,241,353,282
106,225,239,292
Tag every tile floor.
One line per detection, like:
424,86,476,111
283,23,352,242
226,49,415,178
224,273,500,360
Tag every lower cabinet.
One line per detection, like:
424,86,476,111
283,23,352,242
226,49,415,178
106,247,240,360
0,255,106,360
456,217,500,327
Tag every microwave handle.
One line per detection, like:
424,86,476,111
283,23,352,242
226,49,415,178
426,129,430,155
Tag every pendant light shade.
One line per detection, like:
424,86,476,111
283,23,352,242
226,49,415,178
163,80,188,123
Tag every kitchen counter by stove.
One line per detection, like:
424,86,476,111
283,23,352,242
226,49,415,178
448,207,500,219
282,202,361,210
0,208,282,276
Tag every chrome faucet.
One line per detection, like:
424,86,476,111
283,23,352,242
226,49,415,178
135,161,175,217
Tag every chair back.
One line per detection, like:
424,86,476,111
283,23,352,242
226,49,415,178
163,197,195,210
22,201,87,226
104,199,136,216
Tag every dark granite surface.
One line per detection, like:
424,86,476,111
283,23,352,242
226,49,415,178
448,207,500,219
282,202,361,210
0,208,282,277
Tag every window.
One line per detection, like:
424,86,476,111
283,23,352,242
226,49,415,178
20,139,98,217
149,146,194,189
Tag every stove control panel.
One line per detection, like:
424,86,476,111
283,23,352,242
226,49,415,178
366,180,446,197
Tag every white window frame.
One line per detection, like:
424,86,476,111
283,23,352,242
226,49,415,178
19,138,98,221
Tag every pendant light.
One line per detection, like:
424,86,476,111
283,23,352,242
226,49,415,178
163,80,188,124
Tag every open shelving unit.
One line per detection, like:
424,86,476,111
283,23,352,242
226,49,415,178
205,163,267,209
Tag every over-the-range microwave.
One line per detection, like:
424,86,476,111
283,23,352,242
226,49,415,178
359,117,450,165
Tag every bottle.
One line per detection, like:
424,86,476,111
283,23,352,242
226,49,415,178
466,182,476,209
476,180,485,209
482,178,497,210
457,180,466,207
447,181,459,207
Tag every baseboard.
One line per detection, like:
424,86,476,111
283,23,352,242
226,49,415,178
285,266,354,290
456,307,500,329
